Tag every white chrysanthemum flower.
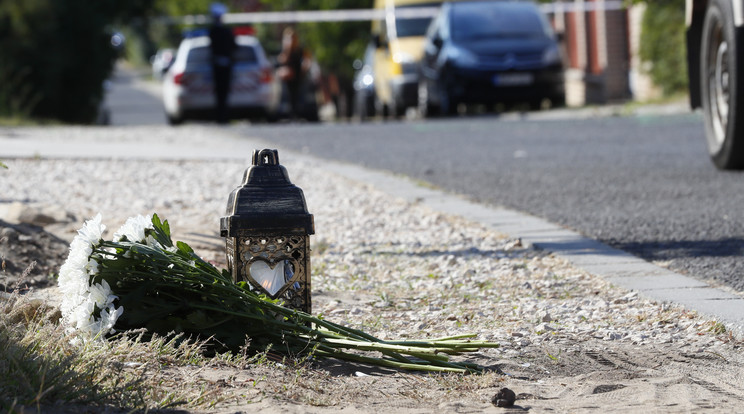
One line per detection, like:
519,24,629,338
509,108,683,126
88,282,110,309
72,302,95,330
58,268,88,299
59,214,125,343
86,259,99,276
99,304,124,335
77,213,105,246
59,215,106,328
145,234,162,249
113,214,153,243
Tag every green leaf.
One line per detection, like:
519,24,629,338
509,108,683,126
176,241,194,255
149,213,174,248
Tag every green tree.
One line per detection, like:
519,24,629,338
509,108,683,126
638,0,688,96
0,0,154,123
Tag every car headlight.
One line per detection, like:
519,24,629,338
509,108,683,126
362,74,374,87
447,46,479,67
542,45,562,65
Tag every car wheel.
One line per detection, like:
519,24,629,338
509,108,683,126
365,95,376,118
701,0,744,169
166,113,183,126
375,97,388,118
439,86,458,116
389,97,404,119
529,99,543,111
550,93,566,108
418,80,439,118
354,94,368,121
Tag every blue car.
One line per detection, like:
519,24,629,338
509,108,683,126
418,0,565,116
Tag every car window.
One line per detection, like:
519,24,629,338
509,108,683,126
396,16,433,37
451,3,552,41
186,46,211,67
234,46,257,64
185,45,257,66
394,3,440,38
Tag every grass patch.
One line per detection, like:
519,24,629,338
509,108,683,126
0,291,269,412
0,290,504,412
0,116,60,127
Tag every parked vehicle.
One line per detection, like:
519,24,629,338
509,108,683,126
352,41,377,120
371,0,443,118
418,0,564,116
686,0,744,169
162,32,278,125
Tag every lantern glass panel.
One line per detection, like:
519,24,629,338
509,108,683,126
237,233,310,310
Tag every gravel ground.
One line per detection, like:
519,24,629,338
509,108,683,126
2,126,744,412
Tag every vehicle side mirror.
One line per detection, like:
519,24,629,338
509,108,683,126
432,36,443,49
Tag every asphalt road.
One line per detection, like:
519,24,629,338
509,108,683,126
105,70,744,293
235,114,744,292
105,67,166,126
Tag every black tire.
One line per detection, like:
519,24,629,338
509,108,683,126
700,0,744,169
418,80,439,118
166,113,183,126
550,93,566,108
439,85,458,116
376,98,389,118
528,99,543,111
354,93,368,121
364,96,376,119
389,96,405,119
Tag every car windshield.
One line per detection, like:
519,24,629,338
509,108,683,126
450,3,552,41
394,4,439,37
186,46,211,66
234,46,258,63
185,45,257,67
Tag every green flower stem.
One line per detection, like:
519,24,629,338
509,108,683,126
176,303,482,371
315,338,452,360
81,215,501,373
312,346,475,373
383,340,500,350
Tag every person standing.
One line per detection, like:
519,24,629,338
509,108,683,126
276,27,311,119
208,3,236,124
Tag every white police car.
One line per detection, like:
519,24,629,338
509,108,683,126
162,29,279,125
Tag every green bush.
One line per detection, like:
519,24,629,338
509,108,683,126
0,1,140,123
639,0,688,96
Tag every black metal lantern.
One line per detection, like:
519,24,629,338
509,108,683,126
220,149,314,313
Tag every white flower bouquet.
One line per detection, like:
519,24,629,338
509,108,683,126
58,214,499,373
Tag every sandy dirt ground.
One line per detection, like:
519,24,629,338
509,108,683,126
2,135,744,412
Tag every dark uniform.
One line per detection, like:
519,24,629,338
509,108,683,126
284,47,305,118
209,21,236,124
